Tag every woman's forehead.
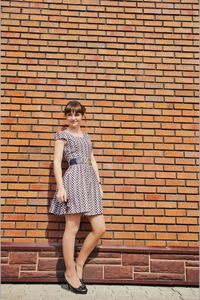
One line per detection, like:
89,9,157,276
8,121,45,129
67,110,81,114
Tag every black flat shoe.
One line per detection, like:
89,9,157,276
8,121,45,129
80,278,86,287
64,273,87,294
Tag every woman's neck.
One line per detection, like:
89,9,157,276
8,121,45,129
67,127,82,134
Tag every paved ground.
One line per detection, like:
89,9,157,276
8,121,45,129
1,284,199,300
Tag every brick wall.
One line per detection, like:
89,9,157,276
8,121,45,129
2,0,199,247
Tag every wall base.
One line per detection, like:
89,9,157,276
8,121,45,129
1,243,199,286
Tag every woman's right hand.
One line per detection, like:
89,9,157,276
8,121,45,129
56,187,67,203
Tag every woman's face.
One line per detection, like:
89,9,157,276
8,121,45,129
66,111,83,128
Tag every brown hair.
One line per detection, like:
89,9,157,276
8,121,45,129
61,100,87,130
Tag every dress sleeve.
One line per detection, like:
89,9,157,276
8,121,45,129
54,131,67,141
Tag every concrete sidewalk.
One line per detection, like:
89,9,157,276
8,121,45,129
1,283,199,300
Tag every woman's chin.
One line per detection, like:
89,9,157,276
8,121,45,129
70,123,79,128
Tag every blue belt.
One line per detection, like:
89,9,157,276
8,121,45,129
69,157,92,166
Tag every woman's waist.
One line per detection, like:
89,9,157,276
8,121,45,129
68,156,92,166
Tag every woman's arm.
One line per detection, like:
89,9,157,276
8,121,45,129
53,139,66,190
91,150,101,183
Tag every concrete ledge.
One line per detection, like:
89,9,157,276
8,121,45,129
1,242,199,286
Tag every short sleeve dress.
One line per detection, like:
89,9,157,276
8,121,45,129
49,130,103,216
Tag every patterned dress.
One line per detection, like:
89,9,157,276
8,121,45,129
49,129,103,216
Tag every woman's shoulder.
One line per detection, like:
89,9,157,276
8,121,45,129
54,128,90,139
54,130,68,141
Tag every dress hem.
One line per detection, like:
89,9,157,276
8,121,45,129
49,210,103,216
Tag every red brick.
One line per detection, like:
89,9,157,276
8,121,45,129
134,272,185,281
186,268,199,282
151,260,184,274
122,254,149,266
10,252,37,264
20,271,57,278
104,266,132,279
38,258,64,271
1,265,20,278
84,265,103,280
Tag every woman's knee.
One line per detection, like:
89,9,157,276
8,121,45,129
93,224,106,237
64,224,80,235
87,214,106,237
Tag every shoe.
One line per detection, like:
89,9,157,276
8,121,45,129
79,278,86,289
75,262,87,289
64,272,87,294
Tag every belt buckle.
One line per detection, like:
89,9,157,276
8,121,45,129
85,157,91,164
76,157,82,164
87,157,91,165
83,157,88,163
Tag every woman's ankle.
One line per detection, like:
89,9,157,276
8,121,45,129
75,258,84,267
65,269,76,277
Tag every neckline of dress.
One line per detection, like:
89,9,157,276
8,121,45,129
64,130,85,138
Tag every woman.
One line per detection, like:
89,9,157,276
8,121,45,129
49,100,106,294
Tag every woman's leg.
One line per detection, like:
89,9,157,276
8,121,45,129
62,213,82,288
75,214,106,279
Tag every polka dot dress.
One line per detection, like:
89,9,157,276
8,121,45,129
49,129,103,216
